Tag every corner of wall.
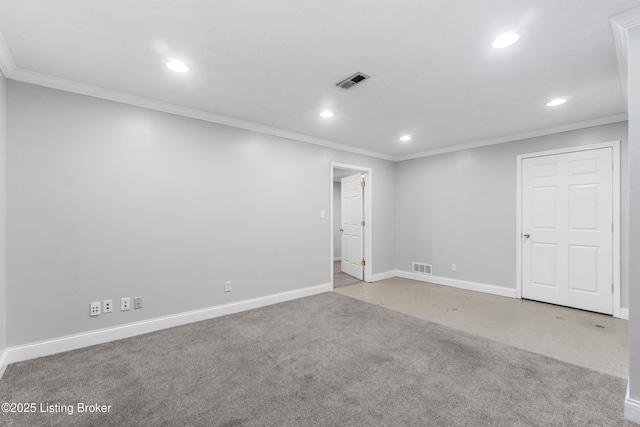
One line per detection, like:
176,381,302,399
626,20,640,412
0,70,7,377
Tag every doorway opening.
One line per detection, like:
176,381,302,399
330,163,373,289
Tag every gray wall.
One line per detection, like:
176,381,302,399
628,26,640,401
333,181,341,260
3,77,628,353
6,81,396,346
395,122,629,307
0,73,6,353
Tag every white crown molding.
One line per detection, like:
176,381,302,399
0,27,631,164
395,114,628,161
0,26,394,161
8,65,630,163
610,7,640,110
5,67,395,161
0,30,15,78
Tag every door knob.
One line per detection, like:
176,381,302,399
523,233,530,238
339,228,344,233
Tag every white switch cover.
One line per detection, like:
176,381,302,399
320,210,325,218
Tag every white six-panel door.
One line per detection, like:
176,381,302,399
521,147,613,314
341,173,364,280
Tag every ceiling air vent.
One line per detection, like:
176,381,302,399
336,72,370,90
412,262,432,275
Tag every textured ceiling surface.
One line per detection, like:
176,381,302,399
0,1,637,159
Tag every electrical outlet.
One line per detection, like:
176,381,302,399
451,264,457,272
224,281,231,292
90,302,101,317
121,297,130,311
134,296,142,310
103,299,113,313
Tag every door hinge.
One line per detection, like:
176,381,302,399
361,180,366,188
361,220,366,227
361,259,366,266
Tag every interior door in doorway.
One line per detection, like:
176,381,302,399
341,173,364,280
521,147,613,314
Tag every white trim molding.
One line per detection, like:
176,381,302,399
626,382,640,424
330,163,373,286
395,114,627,162
0,30,15,78
0,349,8,379
396,270,517,298
0,28,629,164
371,270,397,282
516,141,623,318
1,68,394,162
611,7,640,109
3,283,330,367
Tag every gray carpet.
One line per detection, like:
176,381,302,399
0,292,634,426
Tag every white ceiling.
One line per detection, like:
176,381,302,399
0,1,637,160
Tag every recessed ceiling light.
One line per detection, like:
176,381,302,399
546,98,568,107
320,111,335,118
492,33,520,49
400,135,412,142
166,60,189,73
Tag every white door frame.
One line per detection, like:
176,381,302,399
330,162,373,286
516,140,622,318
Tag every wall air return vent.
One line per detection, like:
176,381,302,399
412,262,432,275
336,72,370,89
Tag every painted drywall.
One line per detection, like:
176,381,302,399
333,181,341,259
5,81,396,346
628,25,640,401
395,122,629,307
0,73,6,353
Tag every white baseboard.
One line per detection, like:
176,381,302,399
0,349,8,379
371,270,397,282
5,283,331,367
619,308,629,320
396,270,517,298
625,382,640,423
